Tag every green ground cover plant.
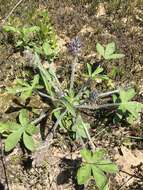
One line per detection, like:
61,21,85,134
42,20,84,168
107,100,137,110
3,10,58,60
1,12,143,190
77,148,118,190
0,109,38,152
96,42,125,60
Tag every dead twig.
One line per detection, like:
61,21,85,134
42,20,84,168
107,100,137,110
1,0,23,26
82,124,95,151
0,135,10,190
31,111,49,125
96,89,119,99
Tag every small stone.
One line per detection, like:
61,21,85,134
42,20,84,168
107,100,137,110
97,3,106,17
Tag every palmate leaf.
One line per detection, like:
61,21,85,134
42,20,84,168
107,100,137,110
16,40,23,47
119,89,143,119
7,75,42,100
5,129,22,152
77,149,118,190
96,42,125,60
122,102,143,118
120,88,136,102
77,164,92,185
23,132,35,151
7,84,32,101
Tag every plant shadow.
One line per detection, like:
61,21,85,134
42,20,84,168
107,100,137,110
57,157,84,190
0,182,5,190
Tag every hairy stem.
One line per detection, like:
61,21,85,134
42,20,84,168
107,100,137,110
97,89,119,99
75,103,120,110
83,124,95,151
31,111,49,125
38,91,57,101
70,56,78,91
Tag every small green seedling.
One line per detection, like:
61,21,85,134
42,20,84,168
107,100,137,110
3,10,58,60
77,149,118,190
96,42,125,60
3,25,40,47
86,63,109,81
0,109,38,152
33,10,58,59
7,74,42,101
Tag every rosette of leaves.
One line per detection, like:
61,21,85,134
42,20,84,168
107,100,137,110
7,74,42,101
52,90,81,130
77,149,118,190
96,42,125,60
0,109,37,152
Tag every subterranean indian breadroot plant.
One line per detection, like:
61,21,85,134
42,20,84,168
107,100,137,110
1,14,143,190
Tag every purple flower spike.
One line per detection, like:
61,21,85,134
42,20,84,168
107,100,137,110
68,36,82,55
